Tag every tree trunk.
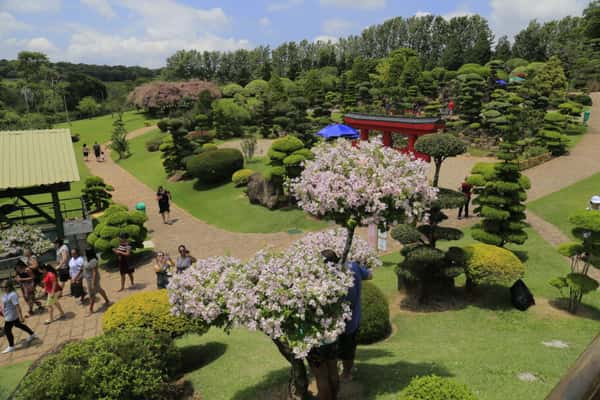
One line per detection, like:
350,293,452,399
273,339,309,400
432,159,442,187
340,225,356,266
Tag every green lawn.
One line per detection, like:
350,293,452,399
1,228,597,399
174,227,599,400
0,361,30,400
528,171,600,238
115,130,327,233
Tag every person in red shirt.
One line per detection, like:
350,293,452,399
448,99,455,115
458,177,473,219
39,265,65,324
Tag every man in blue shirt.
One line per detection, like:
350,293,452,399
338,258,372,382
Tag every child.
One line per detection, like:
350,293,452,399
100,151,105,162
39,264,65,324
82,144,90,161
2,280,38,354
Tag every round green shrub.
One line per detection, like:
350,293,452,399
232,169,255,187
103,290,207,338
13,328,180,400
157,119,169,132
145,136,164,152
264,166,285,181
186,148,244,184
401,375,478,400
356,282,392,344
271,135,304,153
202,143,218,151
463,243,525,286
283,154,306,166
292,148,314,159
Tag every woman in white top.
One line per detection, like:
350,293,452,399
83,248,110,314
68,248,85,304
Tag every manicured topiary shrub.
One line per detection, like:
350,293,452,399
462,243,525,289
232,169,255,187
145,135,164,152
267,135,311,178
356,282,391,344
81,176,113,213
103,290,207,338
13,328,180,400
86,204,148,264
202,143,218,151
157,119,169,132
186,148,244,184
400,375,478,400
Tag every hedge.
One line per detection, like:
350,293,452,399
186,148,244,184
356,282,392,344
103,290,207,338
401,375,478,400
145,136,164,152
13,328,180,400
232,169,255,187
463,243,525,286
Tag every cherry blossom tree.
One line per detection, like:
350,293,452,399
291,139,437,265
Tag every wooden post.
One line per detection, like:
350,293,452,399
383,131,392,147
51,190,64,239
360,128,369,141
407,135,416,153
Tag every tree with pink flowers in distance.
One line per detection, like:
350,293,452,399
291,139,437,265
168,230,377,399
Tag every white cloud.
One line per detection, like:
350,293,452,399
0,11,30,34
80,0,115,19
443,8,474,20
319,0,385,10
490,0,586,38
415,11,431,18
314,35,339,44
267,0,303,12
0,36,59,59
118,0,230,39
63,27,250,67
321,17,354,35
24,37,59,53
259,16,271,27
0,0,61,13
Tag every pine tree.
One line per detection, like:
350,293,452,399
110,112,129,160
159,119,194,175
469,141,531,247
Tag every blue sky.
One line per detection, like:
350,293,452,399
0,0,588,68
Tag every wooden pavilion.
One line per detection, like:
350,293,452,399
0,129,81,239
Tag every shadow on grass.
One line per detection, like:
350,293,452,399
178,342,227,375
231,359,450,400
548,298,600,322
193,180,226,191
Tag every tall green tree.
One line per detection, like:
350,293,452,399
111,112,130,160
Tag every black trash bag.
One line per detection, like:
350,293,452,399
511,279,535,311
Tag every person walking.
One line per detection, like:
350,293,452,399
82,144,90,161
93,142,101,161
114,233,134,291
39,264,65,324
54,239,70,293
68,248,86,304
154,251,173,289
156,186,172,224
1,280,38,354
458,177,473,220
14,261,42,316
175,245,195,274
23,248,43,301
448,99,455,115
83,248,110,314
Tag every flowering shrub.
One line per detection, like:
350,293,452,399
292,228,382,269
168,228,385,358
0,224,53,258
291,140,436,227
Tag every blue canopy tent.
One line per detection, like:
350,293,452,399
317,124,359,140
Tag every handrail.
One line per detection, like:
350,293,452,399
546,334,600,400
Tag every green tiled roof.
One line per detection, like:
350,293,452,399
0,129,80,190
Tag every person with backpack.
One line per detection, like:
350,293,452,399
93,142,101,161
1,280,38,354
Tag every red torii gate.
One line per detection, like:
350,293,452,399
343,113,445,161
